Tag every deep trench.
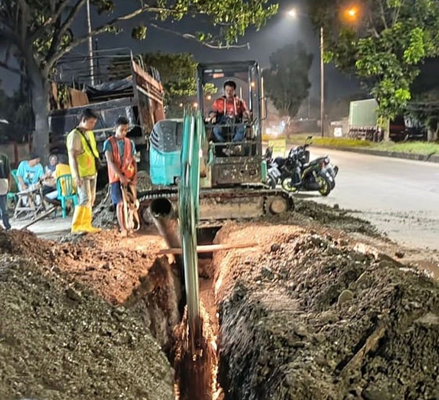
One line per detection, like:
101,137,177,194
126,226,224,400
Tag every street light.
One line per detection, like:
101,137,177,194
288,8,298,18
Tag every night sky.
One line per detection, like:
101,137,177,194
0,0,362,100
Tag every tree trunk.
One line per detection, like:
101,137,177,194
383,118,390,142
427,119,438,142
26,54,50,162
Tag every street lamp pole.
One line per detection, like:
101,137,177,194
288,7,359,138
320,26,325,137
86,0,95,86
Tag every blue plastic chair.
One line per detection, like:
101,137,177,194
7,169,19,206
56,174,78,218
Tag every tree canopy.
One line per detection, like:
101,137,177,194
309,0,439,119
1,0,278,77
262,42,313,119
0,0,278,156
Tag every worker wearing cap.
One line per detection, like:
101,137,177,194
67,108,101,234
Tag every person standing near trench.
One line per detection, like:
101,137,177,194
67,108,101,234
104,116,137,237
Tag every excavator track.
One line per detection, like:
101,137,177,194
139,186,294,225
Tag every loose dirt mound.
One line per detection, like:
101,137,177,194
56,231,165,305
290,200,380,237
0,261,174,400
0,230,175,400
214,223,439,400
0,229,56,264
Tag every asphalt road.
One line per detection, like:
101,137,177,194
304,149,439,251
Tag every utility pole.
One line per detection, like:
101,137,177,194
86,0,95,85
320,26,325,138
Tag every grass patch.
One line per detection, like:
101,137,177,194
287,134,372,148
314,137,373,148
370,141,439,155
286,133,439,156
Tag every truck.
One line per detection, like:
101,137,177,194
48,49,165,165
348,99,409,142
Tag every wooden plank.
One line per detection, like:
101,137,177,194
158,243,257,255
20,206,57,230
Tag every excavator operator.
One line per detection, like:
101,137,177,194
208,80,250,144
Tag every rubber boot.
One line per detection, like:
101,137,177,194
83,207,101,234
71,206,87,234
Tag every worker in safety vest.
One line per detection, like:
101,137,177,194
103,116,137,237
67,108,101,234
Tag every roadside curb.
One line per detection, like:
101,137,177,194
312,146,439,164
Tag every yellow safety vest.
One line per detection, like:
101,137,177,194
67,129,99,178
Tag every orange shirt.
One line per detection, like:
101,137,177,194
212,96,247,118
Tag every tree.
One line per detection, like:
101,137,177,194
309,0,439,121
0,0,278,158
108,52,217,117
262,42,313,119
408,58,439,141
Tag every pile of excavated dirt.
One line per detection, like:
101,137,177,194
0,229,178,400
288,199,380,238
213,222,439,400
0,242,174,400
56,230,165,305
4,229,181,348
0,228,56,264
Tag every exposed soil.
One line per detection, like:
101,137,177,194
56,230,165,305
213,222,439,400
2,195,438,400
0,230,174,400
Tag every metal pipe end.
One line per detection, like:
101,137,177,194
150,197,173,218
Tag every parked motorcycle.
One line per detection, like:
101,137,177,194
264,147,287,189
265,137,338,196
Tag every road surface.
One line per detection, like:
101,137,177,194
306,149,439,251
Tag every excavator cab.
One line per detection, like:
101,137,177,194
197,61,266,187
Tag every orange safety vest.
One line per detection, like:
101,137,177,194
107,136,136,184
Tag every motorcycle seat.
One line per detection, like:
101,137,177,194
303,157,326,169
